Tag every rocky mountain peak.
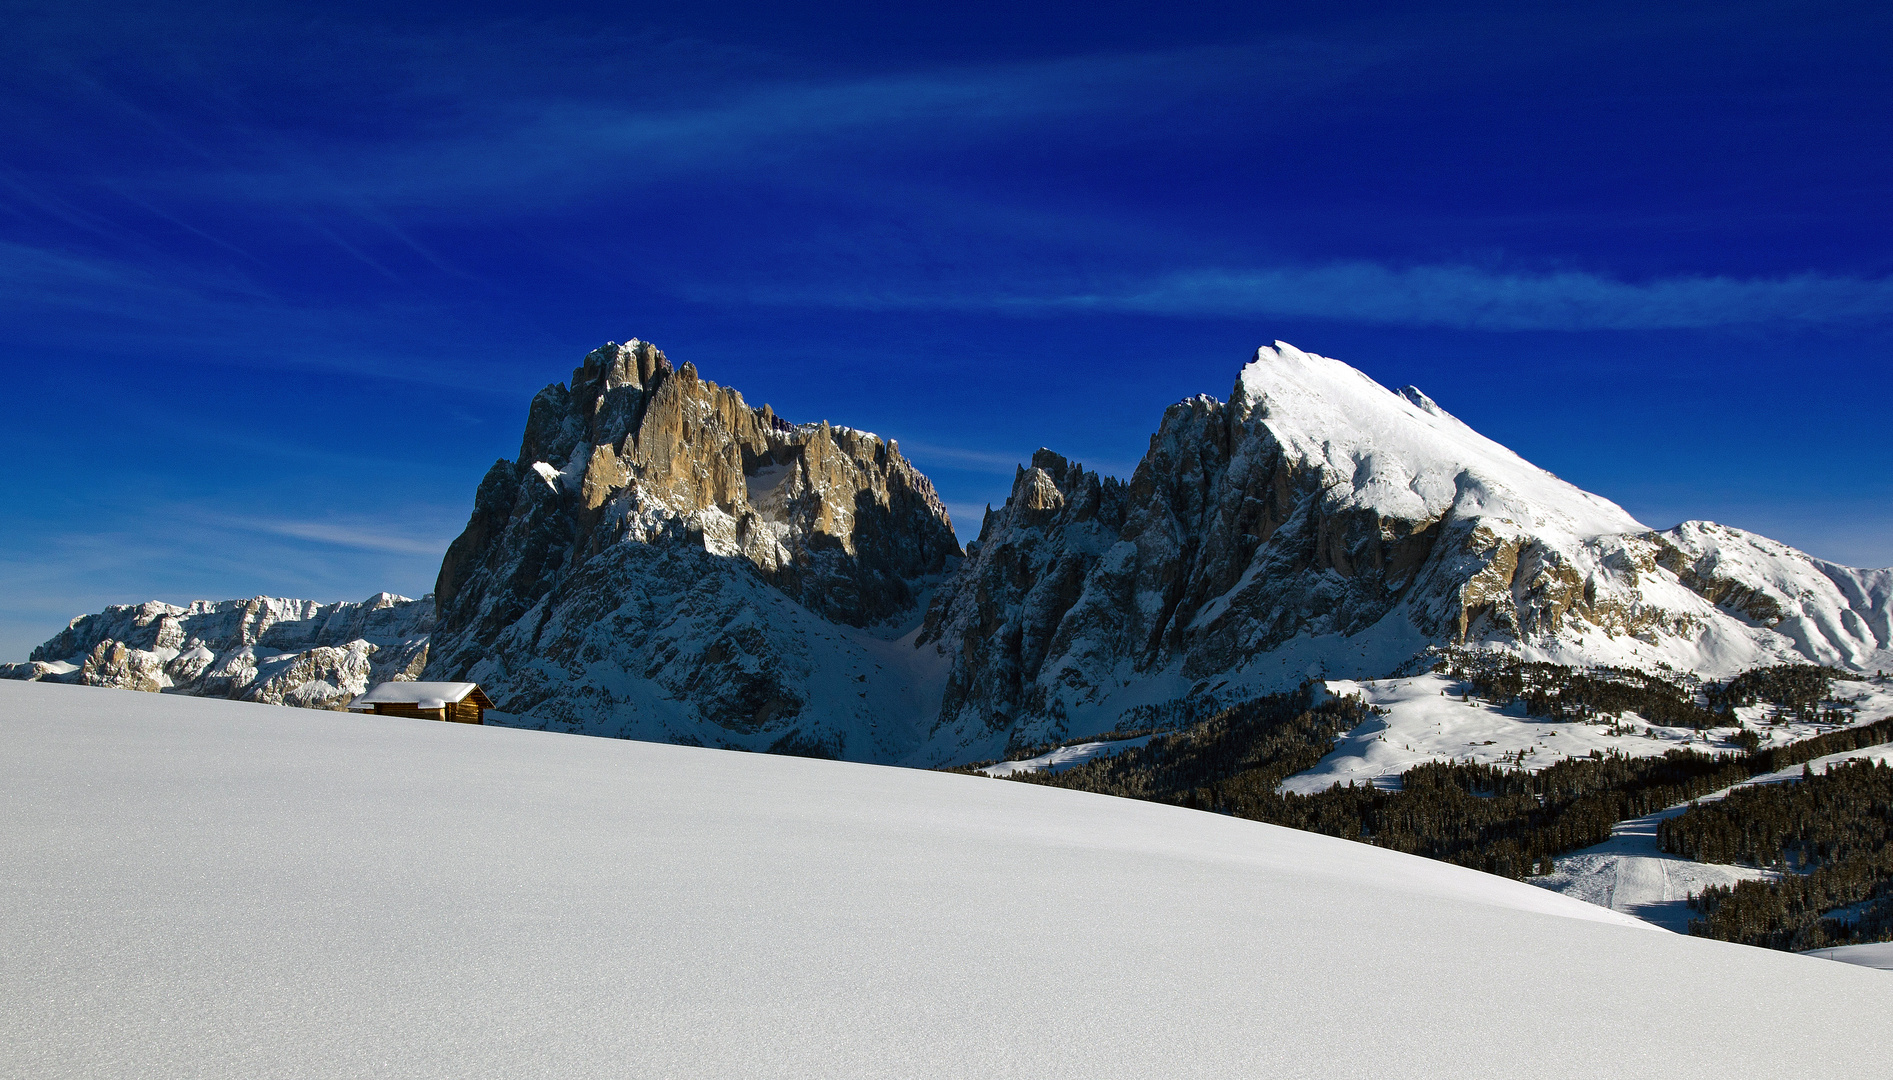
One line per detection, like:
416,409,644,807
424,340,962,744
910,342,1893,759
1014,450,1077,517
439,340,958,633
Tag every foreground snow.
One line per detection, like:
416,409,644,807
5,682,1891,1079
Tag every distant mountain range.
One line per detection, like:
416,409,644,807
10,339,1889,764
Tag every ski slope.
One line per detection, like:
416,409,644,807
4,680,1890,1079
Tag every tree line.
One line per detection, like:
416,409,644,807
988,678,1893,941
1437,653,1851,731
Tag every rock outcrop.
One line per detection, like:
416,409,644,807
421,340,962,758
3,593,433,709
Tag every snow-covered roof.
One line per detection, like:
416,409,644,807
346,682,487,710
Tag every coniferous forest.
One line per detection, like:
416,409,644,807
1666,760,1893,949
970,659,1893,952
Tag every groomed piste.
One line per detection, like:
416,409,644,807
3,680,1888,1079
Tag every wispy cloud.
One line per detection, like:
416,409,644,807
184,40,1387,216
210,514,454,557
1085,264,1893,330
895,440,1035,475
733,261,1893,332
0,239,548,392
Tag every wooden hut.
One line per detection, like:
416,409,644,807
346,681,493,725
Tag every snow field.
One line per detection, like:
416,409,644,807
8,681,1893,1078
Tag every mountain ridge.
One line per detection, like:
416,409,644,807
2,593,433,709
9,339,1889,764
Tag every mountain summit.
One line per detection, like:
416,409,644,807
916,342,1890,759
9,339,1889,764
423,340,961,759
1232,342,1643,537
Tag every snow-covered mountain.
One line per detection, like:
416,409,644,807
8,679,1889,1080
8,339,1888,765
1,593,432,709
917,342,1891,760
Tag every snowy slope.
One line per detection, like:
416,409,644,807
1234,342,1644,539
1281,673,1702,795
1653,520,1893,672
1804,942,1893,971
6,680,1893,1080
976,734,1156,776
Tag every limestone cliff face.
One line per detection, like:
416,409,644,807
914,343,1893,759
424,340,961,755
3,594,433,708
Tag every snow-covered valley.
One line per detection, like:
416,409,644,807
5,679,1890,1079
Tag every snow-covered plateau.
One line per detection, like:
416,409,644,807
4,679,1889,1080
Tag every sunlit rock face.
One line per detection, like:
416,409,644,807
2,594,433,709
424,340,962,758
914,343,1892,759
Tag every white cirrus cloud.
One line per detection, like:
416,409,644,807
735,261,1893,332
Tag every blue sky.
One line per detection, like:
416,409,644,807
3,0,1890,659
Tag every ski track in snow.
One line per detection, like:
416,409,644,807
10,679,1893,1079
